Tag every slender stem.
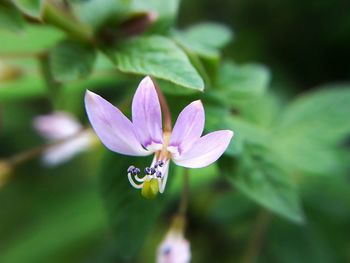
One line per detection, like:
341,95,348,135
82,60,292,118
0,51,44,59
150,77,172,132
6,128,90,167
240,209,272,263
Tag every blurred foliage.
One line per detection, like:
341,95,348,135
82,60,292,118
0,0,349,262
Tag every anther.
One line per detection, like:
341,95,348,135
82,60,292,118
150,167,156,175
144,167,151,174
127,165,135,173
156,171,162,178
157,160,164,167
133,168,140,175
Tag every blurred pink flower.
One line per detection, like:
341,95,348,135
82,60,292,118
33,112,95,166
85,76,233,194
157,230,191,263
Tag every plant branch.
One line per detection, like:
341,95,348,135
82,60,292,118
6,128,91,167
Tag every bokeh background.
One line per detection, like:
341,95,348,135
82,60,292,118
1,0,350,263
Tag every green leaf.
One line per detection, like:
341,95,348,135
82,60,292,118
0,1,25,32
70,0,131,30
49,39,96,82
205,106,269,156
0,25,63,54
111,35,204,91
131,0,180,32
172,30,219,60
183,22,233,48
216,61,271,105
220,146,304,223
271,85,350,175
12,0,42,18
99,152,171,260
275,84,350,145
238,93,281,128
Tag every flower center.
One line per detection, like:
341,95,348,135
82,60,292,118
126,132,172,198
156,131,172,161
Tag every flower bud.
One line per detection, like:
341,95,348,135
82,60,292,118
157,229,191,263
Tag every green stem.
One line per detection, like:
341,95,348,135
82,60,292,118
42,1,94,43
6,128,91,167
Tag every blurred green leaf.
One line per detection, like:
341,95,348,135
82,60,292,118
183,22,233,48
172,30,219,60
0,190,106,263
264,220,335,263
131,0,180,33
0,1,25,32
271,85,350,175
49,39,96,82
275,84,350,145
12,0,42,18
70,0,131,30
110,35,204,91
99,152,171,260
157,78,198,96
239,93,281,128
205,106,269,156
0,25,63,54
0,59,47,102
220,146,304,224
216,61,271,105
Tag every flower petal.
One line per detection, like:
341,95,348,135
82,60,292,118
132,76,163,150
157,230,191,263
42,130,94,166
85,90,150,156
168,100,204,154
173,130,233,168
33,111,82,140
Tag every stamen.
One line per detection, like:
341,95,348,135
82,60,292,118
134,174,146,182
127,165,135,174
144,167,151,174
133,168,141,175
127,172,143,189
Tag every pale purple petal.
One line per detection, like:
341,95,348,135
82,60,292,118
132,76,163,150
33,112,82,140
42,130,94,166
157,230,191,263
85,90,150,156
172,130,233,168
168,100,204,154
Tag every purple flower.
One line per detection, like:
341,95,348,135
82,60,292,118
33,112,95,166
85,76,233,195
157,229,191,263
